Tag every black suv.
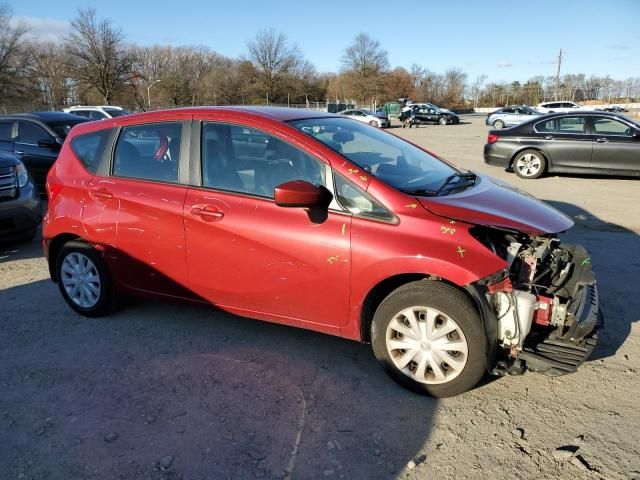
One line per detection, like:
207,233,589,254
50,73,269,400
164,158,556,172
0,151,41,242
0,112,88,191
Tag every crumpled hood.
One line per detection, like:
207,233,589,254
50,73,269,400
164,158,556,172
418,174,574,234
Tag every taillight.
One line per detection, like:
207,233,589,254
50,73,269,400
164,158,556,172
487,133,499,144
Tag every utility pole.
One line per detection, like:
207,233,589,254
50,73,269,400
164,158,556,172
554,48,563,100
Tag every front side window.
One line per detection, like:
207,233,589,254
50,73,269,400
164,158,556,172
201,122,325,198
289,117,457,194
112,122,181,183
557,116,587,134
89,111,107,120
45,119,87,138
593,117,632,136
502,107,516,114
17,122,51,145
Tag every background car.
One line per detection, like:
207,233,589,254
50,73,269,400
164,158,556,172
484,111,640,179
485,105,543,129
63,105,130,120
337,108,389,127
603,105,629,113
0,152,41,242
399,103,460,125
0,112,88,191
535,101,591,113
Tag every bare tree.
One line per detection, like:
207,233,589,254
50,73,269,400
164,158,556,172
65,8,133,104
340,33,388,101
0,4,29,108
247,29,303,103
25,41,73,109
470,74,487,109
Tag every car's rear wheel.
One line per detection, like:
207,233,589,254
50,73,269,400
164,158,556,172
371,281,487,397
492,119,505,129
438,117,448,126
56,241,118,317
369,120,379,128
513,149,546,179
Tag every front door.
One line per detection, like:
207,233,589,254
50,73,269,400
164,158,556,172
82,119,192,298
16,121,59,188
184,119,351,330
537,116,593,169
589,116,640,173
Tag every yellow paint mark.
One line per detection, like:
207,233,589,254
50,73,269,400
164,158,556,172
341,224,346,236
405,203,418,209
457,246,466,258
327,256,340,264
440,226,456,235
348,168,359,174
449,219,456,225
359,175,368,181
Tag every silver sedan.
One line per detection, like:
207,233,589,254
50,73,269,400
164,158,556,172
485,106,543,129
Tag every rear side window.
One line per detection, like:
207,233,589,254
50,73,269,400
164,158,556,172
0,121,13,142
17,122,51,144
70,129,111,173
557,116,586,134
112,122,182,183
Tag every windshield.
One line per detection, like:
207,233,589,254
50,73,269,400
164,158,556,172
289,117,458,192
45,119,87,138
104,108,129,117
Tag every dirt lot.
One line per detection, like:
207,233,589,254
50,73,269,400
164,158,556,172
1,115,639,480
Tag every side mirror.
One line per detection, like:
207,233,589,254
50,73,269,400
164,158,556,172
274,180,323,208
633,130,640,139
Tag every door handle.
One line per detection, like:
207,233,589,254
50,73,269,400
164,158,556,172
15,150,24,155
89,188,113,200
595,137,608,143
190,205,224,221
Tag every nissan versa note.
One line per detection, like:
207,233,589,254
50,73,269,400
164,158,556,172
43,107,600,397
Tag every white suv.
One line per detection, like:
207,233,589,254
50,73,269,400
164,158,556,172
535,101,590,113
63,106,130,120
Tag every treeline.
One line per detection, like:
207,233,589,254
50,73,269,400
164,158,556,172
1,5,638,113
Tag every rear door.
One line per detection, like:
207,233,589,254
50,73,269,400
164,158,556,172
15,121,59,188
535,116,593,169
590,115,640,173
82,116,193,298
183,118,351,329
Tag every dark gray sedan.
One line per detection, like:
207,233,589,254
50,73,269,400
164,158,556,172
483,112,640,179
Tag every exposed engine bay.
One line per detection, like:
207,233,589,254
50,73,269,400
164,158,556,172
474,228,601,376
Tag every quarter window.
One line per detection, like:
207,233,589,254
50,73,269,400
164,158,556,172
593,117,631,136
334,172,394,221
70,129,111,173
201,122,325,198
112,122,181,183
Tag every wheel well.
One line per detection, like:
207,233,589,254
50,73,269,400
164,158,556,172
509,147,548,170
48,234,81,282
359,274,480,343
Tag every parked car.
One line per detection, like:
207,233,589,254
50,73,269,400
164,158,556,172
44,107,599,397
486,105,543,129
337,108,389,127
0,112,89,191
603,105,629,113
484,111,640,179
64,105,130,120
535,101,591,113
399,103,460,125
0,152,41,242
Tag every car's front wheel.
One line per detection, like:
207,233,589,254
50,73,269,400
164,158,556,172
56,241,118,317
371,281,487,397
513,149,546,179
438,117,448,126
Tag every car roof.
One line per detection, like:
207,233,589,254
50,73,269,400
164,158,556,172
132,106,337,123
2,111,90,122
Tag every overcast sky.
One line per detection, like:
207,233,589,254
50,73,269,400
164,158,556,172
10,0,640,82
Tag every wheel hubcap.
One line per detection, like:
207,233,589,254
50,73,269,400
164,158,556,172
61,252,101,308
385,306,468,384
516,153,541,176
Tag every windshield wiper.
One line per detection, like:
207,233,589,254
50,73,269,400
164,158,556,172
435,172,476,195
399,187,438,197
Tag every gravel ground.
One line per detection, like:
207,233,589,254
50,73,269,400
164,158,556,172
1,115,638,480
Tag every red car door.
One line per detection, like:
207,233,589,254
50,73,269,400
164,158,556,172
183,119,351,333
82,118,193,298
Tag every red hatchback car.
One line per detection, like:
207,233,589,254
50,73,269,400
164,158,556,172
43,107,600,397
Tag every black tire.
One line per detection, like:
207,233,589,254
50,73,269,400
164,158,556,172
371,281,487,397
512,149,547,179
492,119,505,129
438,117,448,126
56,240,118,317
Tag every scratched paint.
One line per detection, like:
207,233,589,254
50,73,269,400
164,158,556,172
440,226,456,235
457,246,466,258
359,175,368,181
405,203,418,209
348,168,359,174
326,255,348,265
341,224,346,236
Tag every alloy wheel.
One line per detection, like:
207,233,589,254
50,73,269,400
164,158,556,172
515,153,542,177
